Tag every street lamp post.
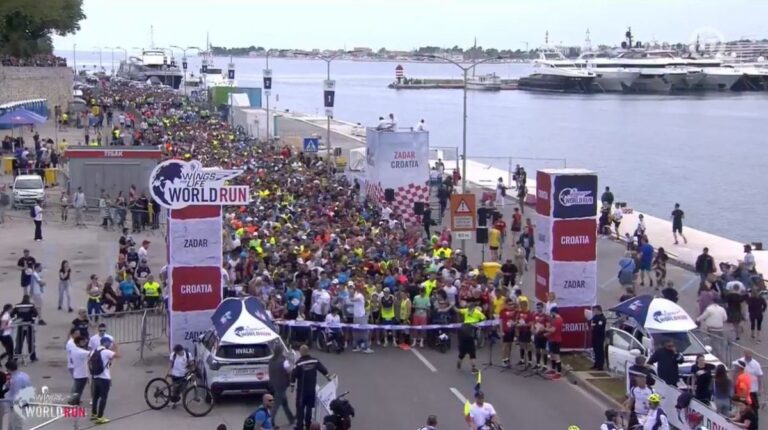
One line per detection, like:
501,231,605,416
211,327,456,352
263,49,276,143
73,44,77,72
170,45,203,94
93,46,103,71
423,54,504,193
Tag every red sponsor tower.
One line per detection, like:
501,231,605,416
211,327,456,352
535,168,598,349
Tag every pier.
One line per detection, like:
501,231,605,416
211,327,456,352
387,78,518,90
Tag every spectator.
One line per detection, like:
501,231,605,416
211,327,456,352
638,237,654,287
58,260,73,312
731,398,758,430
696,299,727,335
746,289,766,341
267,347,294,426
647,339,684,386
89,337,119,424
695,247,716,285
713,364,733,415
738,351,763,408
660,281,678,303
733,360,753,407
601,186,614,207
0,304,14,363
628,355,656,389
690,354,715,405
618,252,636,288
6,360,31,430
653,247,669,287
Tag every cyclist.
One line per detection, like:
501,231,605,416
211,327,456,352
624,373,654,429
642,393,669,430
166,344,194,407
457,301,485,373
465,391,499,430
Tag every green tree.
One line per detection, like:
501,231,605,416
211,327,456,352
0,0,86,57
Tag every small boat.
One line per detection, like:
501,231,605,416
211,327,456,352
466,73,502,91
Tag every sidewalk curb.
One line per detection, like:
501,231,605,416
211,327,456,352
565,370,624,410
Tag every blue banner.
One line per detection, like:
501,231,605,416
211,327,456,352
552,174,597,219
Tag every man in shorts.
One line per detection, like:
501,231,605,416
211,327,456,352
671,203,688,245
544,307,564,380
515,299,533,368
532,302,550,372
457,302,485,373
498,299,518,367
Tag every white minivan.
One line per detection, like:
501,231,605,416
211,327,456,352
605,317,723,379
12,174,45,208
195,297,293,400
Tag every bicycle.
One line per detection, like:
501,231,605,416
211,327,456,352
144,369,214,417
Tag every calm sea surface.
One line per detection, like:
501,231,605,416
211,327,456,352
62,52,768,243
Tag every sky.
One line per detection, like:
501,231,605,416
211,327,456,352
53,0,768,52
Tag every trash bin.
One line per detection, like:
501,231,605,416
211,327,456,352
2,157,13,175
481,262,501,280
44,168,56,186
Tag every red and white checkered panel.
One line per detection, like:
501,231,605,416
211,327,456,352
366,180,428,226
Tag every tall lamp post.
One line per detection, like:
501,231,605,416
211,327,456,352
93,46,103,71
263,49,277,143
423,54,504,193
296,51,347,173
104,46,121,76
73,44,77,73
170,45,202,93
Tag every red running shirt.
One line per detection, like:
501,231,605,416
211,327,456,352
548,315,564,343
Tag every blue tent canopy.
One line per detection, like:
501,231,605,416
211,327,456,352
0,108,47,126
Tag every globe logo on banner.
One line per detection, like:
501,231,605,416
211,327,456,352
558,188,594,207
149,159,250,209
552,174,597,219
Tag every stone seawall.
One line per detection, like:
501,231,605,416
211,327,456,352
0,66,72,109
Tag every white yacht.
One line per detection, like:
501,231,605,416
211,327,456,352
573,51,639,92
611,50,690,92
518,50,596,93
723,61,768,90
466,73,502,91
683,58,744,91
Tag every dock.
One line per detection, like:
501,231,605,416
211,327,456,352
387,78,518,90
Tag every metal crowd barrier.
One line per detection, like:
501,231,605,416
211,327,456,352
96,308,167,363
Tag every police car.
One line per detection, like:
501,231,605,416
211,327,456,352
196,297,293,400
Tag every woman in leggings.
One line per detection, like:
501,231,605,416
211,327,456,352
747,288,767,341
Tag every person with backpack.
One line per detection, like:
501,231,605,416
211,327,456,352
243,393,275,430
167,344,193,407
89,336,119,424
643,393,669,430
599,409,623,430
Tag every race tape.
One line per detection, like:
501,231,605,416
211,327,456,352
275,319,500,331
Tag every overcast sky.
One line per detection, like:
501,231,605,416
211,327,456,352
53,0,768,52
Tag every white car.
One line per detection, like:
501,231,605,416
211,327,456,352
606,317,723,379
195,328,291,400
12,174,45,208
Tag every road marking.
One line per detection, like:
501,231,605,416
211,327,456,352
679,275,700,292
411,349,438,372
449,387,468,404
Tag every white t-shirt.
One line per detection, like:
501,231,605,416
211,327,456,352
311,290,331,316
91,348,116,380
468,402,496,428
30,272,44,296
612,208,624,222
324,313,341,328
742,358,763,392
138,246,149,261
442,285,458,306
71,348,90,379
630,386,654,416
352,292,366,318
34,205,42,222
88,334,114,351
642,408,669,430
0,313,11,337
169,351,190,377
66,338,77,369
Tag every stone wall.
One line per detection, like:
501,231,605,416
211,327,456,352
0,66,72,109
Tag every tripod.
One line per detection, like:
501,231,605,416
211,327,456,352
481,331,503,370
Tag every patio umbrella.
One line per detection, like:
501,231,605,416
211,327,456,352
610,294,697,332
0,108,47,126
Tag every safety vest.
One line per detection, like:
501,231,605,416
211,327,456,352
461,308,485,324
144,282,160,297
422,279,437,298
381,296,395,320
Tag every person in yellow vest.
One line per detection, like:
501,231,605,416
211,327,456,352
397,290,412,346
421,273,438,298
142,274,161,308
380,288,396,347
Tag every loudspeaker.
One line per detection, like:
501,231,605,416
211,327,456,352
476,227,488,244
413,201,425,215
477,208,490,227
384,188,395,202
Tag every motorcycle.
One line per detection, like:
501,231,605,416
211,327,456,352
323,391,354,430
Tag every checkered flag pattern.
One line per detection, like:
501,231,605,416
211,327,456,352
365,180,429,226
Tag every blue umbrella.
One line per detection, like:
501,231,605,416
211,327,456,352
0,108,47,126
610,294,697,332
